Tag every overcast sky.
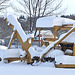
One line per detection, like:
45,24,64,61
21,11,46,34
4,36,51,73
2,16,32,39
63,0,75,15
13,0,75,15
1,0,75,17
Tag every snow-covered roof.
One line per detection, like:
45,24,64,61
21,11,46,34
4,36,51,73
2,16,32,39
36,17,75,28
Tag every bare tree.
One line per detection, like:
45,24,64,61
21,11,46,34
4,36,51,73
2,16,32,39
0,0,10,11
11,0,64,32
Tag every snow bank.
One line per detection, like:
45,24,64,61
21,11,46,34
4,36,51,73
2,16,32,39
29,47,64,59
32,45,46,52
35,47,44,52
4,49,21,58
39,62,55,67
28,47,40,58
65,49,73,54
18,49,27,57
0,45,7,60
42,45,46,48
0,39,5,45
32,61,55,67
55,55,75,64
0,45,7,50
32,45,39,50
0,65,75,75
40,40,58,58
45,49,64,58
29,41,63,59
36,17,75,28
4,49,26,58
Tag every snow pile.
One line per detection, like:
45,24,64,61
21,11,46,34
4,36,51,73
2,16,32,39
39,62,55,67
0,45,7,50
45,49,64,58
65,49,73,54
4,49,26,58
42,45,46,48
29,27,74,59
35,47,44,52
0,45,7,60
0,39,5,45
40,40,58,58
18,49,27,57
29,46,64,59
55,55,75,64
28,47,40,58
32,61,55,67
59,32,75,43
0,64,75,75
4,49,21,58
32,45,46,52
0,50,5,60
32,45,39,50
29,41,62,58
36,17,75,28
40,27,75,58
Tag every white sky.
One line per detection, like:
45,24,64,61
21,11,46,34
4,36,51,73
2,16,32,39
1,0,75,17
12,0,75,15
63,0,75,15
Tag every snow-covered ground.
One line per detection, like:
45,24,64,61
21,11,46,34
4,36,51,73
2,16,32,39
0,62,75,75
0,45,75,75
2,8,75,75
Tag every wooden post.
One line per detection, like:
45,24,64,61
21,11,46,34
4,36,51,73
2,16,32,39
54,29,56,41
41,38,44,47
8,38,14,49
56,30,58,40
53,26,60,41
73,44,75,56
53,27,59,49
39,28,41,47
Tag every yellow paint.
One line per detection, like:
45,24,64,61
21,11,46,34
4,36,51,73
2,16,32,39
73,44,75,56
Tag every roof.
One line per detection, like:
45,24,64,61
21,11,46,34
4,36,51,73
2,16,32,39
36,17,75,28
